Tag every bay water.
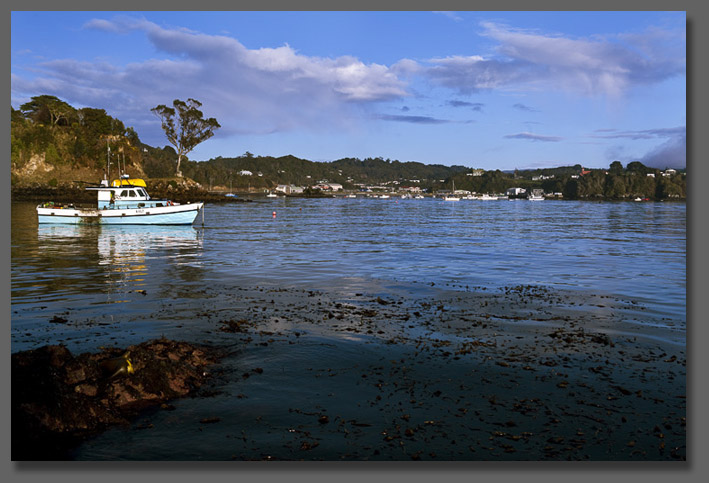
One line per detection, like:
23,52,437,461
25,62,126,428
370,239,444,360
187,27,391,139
10,197,687,460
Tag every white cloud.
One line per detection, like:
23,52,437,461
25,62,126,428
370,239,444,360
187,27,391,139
423,21,685,97
433,11,463,22
13,16,411,147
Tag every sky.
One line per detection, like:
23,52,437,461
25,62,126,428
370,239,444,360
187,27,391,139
10,11,687,170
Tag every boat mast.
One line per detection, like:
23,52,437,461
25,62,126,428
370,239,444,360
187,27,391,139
104,139,111,186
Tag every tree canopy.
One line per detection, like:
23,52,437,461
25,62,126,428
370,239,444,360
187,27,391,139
151,98,220,177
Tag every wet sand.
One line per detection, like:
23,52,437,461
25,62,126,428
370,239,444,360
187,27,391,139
13,279,686,460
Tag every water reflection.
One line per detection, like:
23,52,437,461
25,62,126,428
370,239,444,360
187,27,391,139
14,223,204,305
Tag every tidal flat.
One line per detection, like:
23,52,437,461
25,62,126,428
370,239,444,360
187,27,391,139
13,279,686,461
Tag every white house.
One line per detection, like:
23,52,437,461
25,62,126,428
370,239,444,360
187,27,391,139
238,170,253,176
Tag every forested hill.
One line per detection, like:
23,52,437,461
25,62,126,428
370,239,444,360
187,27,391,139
10,95,469,192
178,154,470,191
11,95,685,200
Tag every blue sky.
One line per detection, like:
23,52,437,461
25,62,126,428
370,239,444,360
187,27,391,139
11,11,686,169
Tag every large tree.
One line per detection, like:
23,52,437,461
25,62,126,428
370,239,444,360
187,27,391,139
151,98,220,177
20,95,75,127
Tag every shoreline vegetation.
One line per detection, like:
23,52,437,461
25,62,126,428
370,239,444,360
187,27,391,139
12,96,685,203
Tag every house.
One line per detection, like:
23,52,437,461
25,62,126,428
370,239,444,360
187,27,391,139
647,173,655,178
507,187,526,196
662,169,677,177
238,170,253,176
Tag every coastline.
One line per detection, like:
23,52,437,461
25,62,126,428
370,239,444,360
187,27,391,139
11,184,687,204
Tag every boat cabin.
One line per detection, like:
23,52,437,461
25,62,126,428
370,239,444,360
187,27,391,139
90,179,173,210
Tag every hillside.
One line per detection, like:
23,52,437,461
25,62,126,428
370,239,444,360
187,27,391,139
11,96,685,201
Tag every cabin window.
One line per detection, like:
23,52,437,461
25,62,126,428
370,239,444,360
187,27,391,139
120,190,129,197
129,190,137,197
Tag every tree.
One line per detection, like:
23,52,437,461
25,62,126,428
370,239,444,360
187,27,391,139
626,161,649,174
151,98,220,177
609,160,624,175
20,95,76,127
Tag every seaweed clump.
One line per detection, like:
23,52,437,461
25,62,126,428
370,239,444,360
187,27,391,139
12,338,220,460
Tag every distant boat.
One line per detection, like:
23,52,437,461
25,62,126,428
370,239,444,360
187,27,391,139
414,194,425,199
528,190,545,201
480,194,497,201
443,180,460,201
379,194,390,199
225,179,236,197
266,192,278,198
347,194,357,198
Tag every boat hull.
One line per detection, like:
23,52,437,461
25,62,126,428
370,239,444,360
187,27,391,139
37,203,203,225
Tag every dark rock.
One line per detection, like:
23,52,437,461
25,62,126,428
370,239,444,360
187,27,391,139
12,338,221,460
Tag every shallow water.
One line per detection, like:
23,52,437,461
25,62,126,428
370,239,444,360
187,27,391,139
10,198,686,460
12,197,685,350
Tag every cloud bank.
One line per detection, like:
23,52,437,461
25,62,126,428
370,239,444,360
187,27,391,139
422,22,685,97
592,126,686,168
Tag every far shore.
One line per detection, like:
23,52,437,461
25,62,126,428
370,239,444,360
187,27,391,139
10,184,686,204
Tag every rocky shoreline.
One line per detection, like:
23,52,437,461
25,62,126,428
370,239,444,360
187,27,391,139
11,338,224,460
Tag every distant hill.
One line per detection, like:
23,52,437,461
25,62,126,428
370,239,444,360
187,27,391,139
11,95,685,200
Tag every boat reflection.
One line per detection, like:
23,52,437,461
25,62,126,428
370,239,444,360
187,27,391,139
36,224,204,293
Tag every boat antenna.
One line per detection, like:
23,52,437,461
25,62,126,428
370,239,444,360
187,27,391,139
105,139,110,184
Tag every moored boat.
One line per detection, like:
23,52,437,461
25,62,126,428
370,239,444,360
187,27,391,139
527,189,545,201
37,176,203,225
443,180,460,201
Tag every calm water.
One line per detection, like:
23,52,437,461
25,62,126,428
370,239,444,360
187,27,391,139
11,197,687,460
11,197,686,352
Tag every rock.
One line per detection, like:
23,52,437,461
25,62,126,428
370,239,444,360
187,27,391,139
12,338,221,460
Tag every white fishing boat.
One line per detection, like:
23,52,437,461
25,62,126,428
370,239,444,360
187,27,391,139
37,176,203,225
266,191,278,198
527,189,545,201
